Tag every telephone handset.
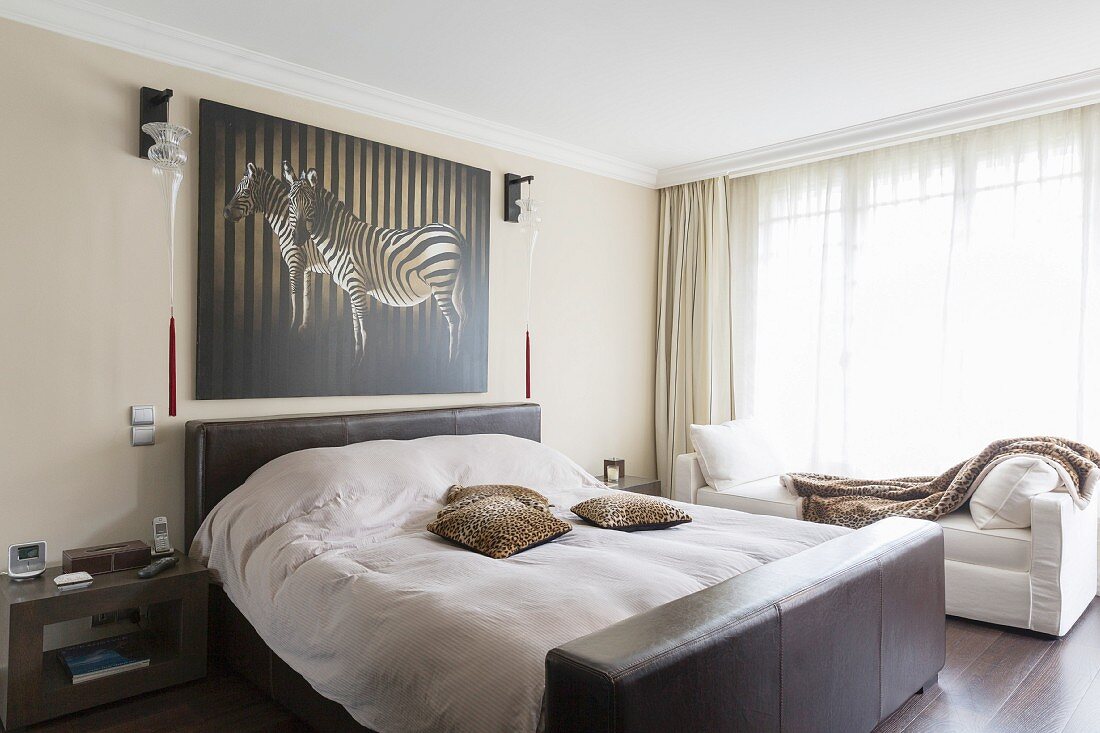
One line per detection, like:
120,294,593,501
151,516,174,556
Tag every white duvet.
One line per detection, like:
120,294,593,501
191,434,848,733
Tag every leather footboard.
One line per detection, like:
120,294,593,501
545,517,945,733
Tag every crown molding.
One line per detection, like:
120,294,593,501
0,0,659,188
656,66,1100,188
7,1,1100,192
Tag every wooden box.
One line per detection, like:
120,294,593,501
62,540,151,576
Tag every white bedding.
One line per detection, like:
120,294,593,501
191,434,848,733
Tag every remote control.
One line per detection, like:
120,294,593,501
137,555,179,579
54,571,93,590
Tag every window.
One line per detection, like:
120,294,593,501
741,106,1100,476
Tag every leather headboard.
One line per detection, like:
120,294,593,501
184,403,541,550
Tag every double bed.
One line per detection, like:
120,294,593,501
185,403,945,733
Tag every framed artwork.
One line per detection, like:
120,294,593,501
196,100,490,398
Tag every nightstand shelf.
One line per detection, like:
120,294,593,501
39,627,179,694
0,553,208,730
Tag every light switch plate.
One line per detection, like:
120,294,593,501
131,426,155,446
131,405,155,426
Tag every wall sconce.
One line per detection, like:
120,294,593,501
507,175,542,399
139,87,174,158
139,86,191,416
504,173,534,222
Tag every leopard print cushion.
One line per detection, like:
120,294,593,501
570,493,692,531
438,484,551,517
427,496,572,559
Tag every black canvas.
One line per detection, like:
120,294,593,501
197,100,490,398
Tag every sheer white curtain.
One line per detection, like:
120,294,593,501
736,105,1100,477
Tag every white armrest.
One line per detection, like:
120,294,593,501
673,453,708,504
1029,492,1099,634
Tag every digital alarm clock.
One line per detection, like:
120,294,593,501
7,541,47,579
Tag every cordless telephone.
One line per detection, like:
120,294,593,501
151,516,173,556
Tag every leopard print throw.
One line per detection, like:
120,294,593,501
784,436,1099,529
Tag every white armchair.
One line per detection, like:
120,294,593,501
674,452,1098,636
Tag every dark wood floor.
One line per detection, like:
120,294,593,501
876,597,1100,733
18,665,306,733
15,598,1100,733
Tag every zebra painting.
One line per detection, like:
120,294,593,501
283,162,467,362
197,99,488,399
222,163,329,332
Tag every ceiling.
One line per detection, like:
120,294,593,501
21,1,1100,183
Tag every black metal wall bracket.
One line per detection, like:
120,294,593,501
504,173,534,222
139,87,174,159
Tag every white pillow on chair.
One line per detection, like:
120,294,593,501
689,420,785,491
969,456,1063,530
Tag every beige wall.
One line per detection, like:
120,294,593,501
0,20,658,561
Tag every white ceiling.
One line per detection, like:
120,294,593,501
27,0,1100,180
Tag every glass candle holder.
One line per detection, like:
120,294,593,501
141,122,191,170
141,121,190,418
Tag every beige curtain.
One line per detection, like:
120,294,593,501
654,176,757,492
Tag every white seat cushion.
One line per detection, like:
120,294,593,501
936,510,1032,572
695,476,802,519
696,476,1032,572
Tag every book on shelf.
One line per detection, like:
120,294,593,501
56,632,151,684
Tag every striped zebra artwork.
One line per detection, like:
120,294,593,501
196,100,489,399
222,163,330,333
282,162,467,363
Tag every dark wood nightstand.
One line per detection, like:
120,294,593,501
0,553,208,730
602,475,663,497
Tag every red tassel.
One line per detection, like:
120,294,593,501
525,329,531,399
169,316,177,417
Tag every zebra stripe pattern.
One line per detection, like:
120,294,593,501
197,100,489,399
284,162,467,361
223,163,329,332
